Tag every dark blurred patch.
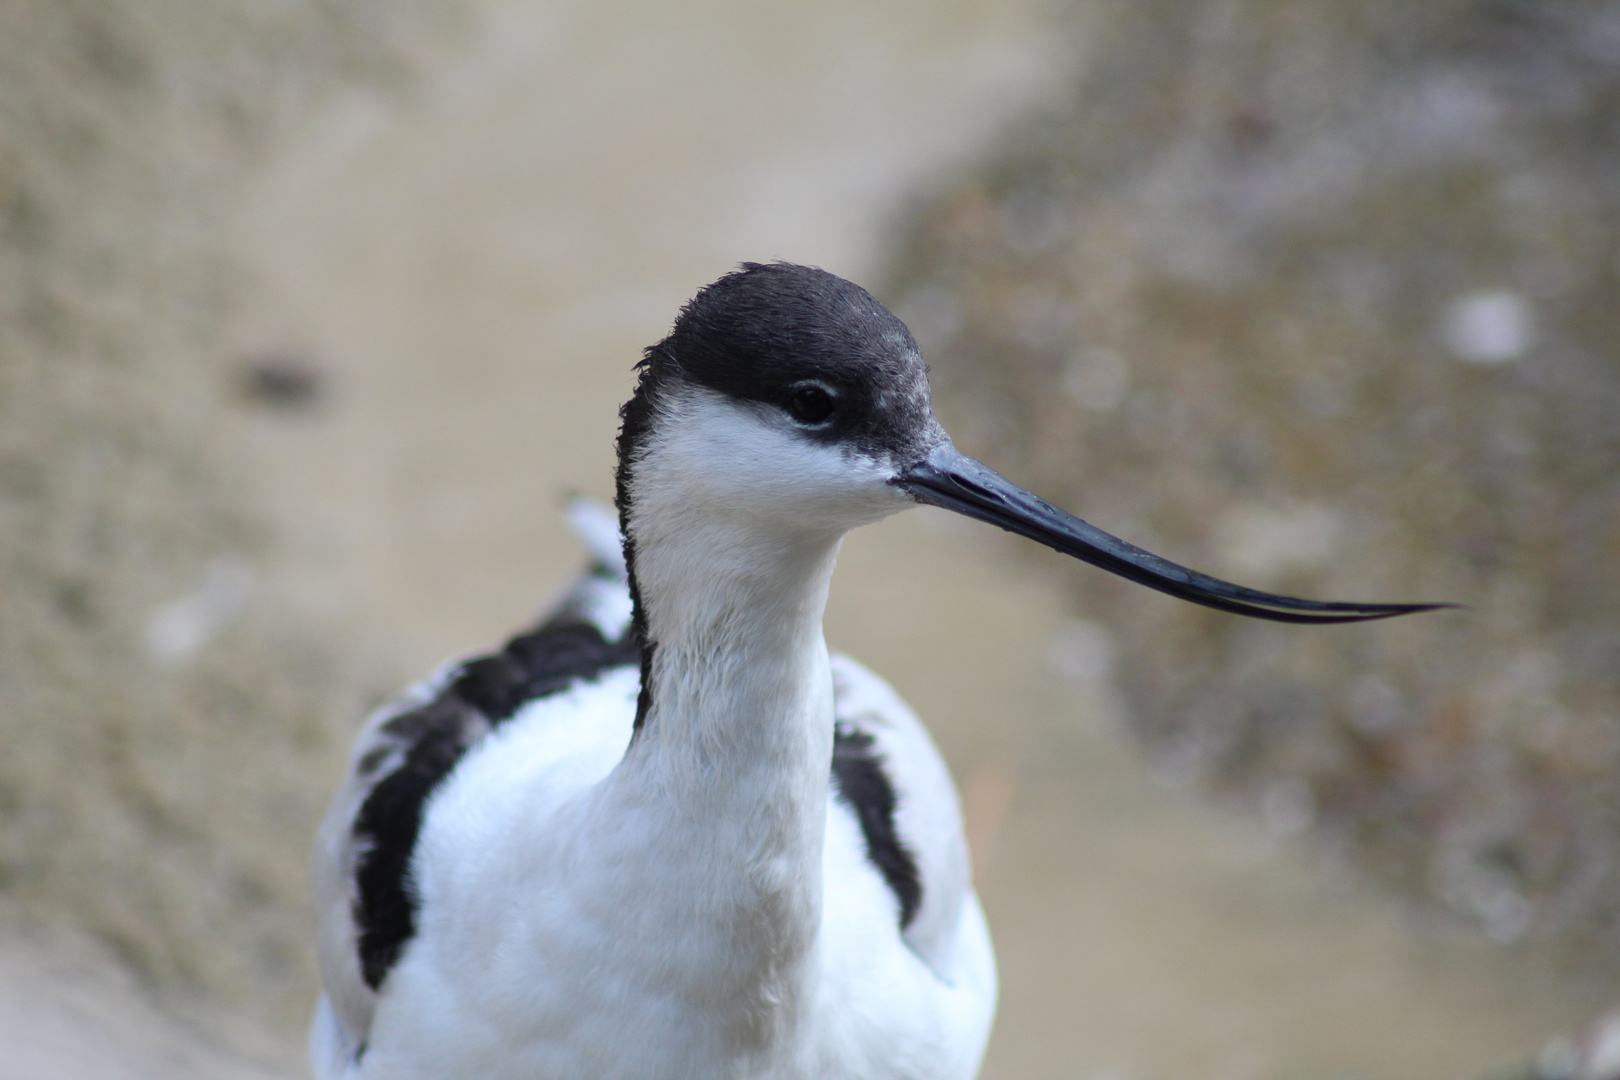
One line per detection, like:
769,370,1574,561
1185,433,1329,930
239,351,324,412
75,14,151,92
53,580,95,628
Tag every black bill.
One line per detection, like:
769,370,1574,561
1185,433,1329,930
893,443,1454,625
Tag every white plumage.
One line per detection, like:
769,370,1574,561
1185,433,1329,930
312,498,994,1079
310,263,1439,1079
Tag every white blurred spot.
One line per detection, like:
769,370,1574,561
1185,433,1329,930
1149,740,1205,790
1536,1036,1580,1080
1441,289,1534,364
1397,74,1501,153
1345,674,1403,737
144,557,255,668
564,495,626,578
1261,778,1316,837
1214,502,1340,584
1046,619,1115,681
1062,347,1129,413
1479,887,1532,944
1443,848,1534,944
1581,1010,1620,1080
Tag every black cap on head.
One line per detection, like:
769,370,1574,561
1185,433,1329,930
627,262,942,462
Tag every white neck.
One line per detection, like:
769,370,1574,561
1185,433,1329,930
569,385,910,1069
584,479,846,1068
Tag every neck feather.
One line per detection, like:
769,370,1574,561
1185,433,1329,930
593,454,844,1060
627,513,841,762
617,459,843,805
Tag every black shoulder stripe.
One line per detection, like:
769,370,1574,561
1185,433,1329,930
453,619,639,721
831,723,923,929
351,613,640,990
352,696,488,988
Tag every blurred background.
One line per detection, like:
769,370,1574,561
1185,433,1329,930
3,0,1619,1077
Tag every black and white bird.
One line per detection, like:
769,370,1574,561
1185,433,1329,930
310,263,1442,1079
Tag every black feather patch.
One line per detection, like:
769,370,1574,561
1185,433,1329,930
350,612,640,989
615,356,659,734
628,262,942,464
831,722,923,929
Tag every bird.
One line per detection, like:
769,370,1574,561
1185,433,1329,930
309,262,1445,1080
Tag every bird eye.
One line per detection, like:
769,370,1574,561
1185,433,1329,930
786,383,836,425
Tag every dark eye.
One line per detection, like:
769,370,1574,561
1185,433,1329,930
786,382,836,425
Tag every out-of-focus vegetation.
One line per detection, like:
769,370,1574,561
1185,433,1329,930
890,0,1620,957
0,0,446,1054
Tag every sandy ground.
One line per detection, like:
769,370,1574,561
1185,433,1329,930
4,1,1614,1076
0,917,282,1080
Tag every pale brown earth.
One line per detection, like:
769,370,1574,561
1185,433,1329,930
2,1,1617,1078
887,0,1620,978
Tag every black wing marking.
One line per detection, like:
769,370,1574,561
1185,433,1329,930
831,721,923,929
350,611,640,989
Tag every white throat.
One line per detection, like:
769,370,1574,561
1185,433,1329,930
581,387,908,1067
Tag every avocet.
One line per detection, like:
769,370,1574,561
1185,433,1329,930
311,262,1440,1080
